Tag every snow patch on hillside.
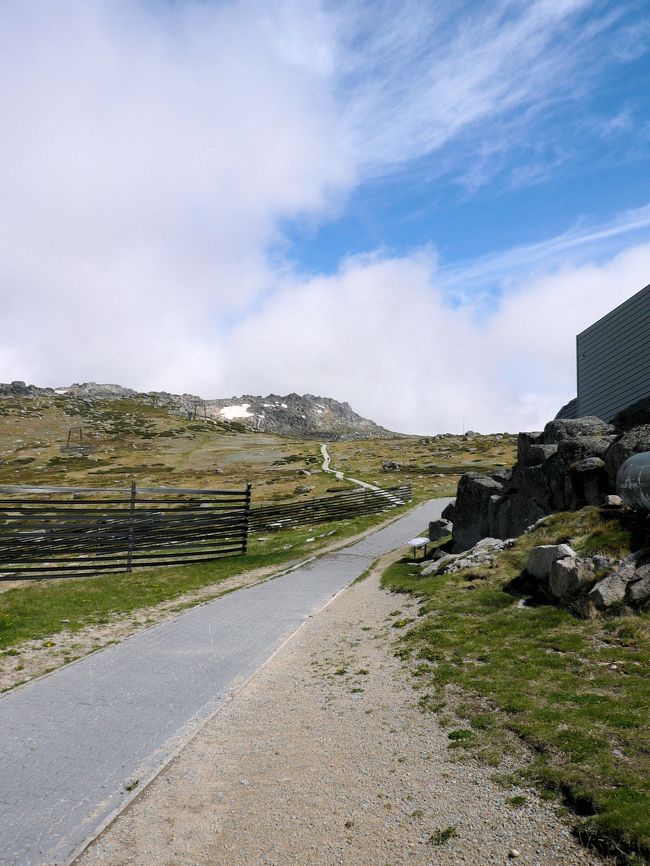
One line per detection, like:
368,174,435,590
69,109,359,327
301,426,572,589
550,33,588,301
220,404,253,419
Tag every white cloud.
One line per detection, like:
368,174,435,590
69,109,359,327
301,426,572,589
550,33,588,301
0,0,352,391
0,0,647,434
221,242,650,434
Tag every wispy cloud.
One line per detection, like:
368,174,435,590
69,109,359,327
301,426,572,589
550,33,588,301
438,204,650,303
331,0,628,178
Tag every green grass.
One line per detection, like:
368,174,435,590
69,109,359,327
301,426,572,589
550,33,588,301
0,503,414,653
381,507,650,863
428,826,459,846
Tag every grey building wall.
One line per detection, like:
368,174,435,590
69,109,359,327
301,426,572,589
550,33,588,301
577,283,650,422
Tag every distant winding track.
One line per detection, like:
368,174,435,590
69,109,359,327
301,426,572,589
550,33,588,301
320,443,404,504
320,442,382,490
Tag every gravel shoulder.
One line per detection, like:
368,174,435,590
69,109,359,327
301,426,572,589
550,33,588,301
76,556,608,866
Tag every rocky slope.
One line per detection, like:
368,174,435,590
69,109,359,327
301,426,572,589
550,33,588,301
450,415,650,551
204,393,395,438
0,381,395,439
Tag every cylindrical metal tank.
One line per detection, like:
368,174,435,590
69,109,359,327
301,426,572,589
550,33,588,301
617,452,650,510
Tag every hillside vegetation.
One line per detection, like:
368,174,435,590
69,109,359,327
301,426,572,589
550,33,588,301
0,393,515,502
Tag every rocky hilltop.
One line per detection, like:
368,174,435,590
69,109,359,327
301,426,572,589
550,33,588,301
0,381,395,439
204,393,395,439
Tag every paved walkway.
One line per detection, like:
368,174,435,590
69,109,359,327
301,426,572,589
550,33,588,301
0,498,451,866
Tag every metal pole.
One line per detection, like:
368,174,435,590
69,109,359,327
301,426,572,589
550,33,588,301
126,480,136,572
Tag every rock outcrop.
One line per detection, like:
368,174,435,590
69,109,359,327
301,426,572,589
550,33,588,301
452,473,507,550
421,536,515,577
524,544,650,615
421,532,650,617
0,381,55,398
428,518,453,542
604,425,650,487
451,416,650,551
0,382,397,440
206,393,397,439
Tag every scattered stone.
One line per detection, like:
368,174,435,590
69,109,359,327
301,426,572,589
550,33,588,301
428,519,452,542
549,558,595,601
421,554,457,576
294,485,314,494
421,536,514,577
440,500,456,522
382,460,402,471
592,554,614,571
474,537,507,551
589,572,628,609
605,494,623,507
526,544,576,580
627,571,650,605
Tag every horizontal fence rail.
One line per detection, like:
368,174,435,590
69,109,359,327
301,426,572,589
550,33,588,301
0,483,251,580
249,484,412,532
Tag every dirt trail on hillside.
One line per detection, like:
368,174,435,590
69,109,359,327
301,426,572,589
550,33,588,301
76,559,607,866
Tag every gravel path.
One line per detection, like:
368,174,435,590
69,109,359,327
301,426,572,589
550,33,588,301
77,559,607,866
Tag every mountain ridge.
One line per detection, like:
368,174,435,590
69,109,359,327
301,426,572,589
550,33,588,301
0,381,398,439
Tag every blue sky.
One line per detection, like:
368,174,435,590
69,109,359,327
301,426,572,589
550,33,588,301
0,0,649,432
281,0,650,278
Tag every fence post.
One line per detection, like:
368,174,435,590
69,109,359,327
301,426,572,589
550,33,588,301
311,497,315,525
242,482,252,554
364,488,368,515
126,480,136,573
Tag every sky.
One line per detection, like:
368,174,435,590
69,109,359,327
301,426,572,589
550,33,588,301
0,0,649,434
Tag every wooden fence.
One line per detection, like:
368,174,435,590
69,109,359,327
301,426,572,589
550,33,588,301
0,483,251,580
249,483,411,532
